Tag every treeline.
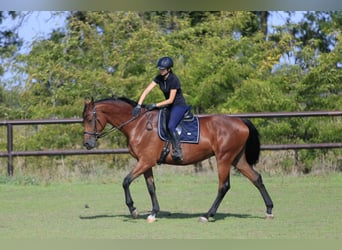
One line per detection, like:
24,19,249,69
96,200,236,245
0,11,341,173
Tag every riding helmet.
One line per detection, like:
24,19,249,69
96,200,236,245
157,56,173,69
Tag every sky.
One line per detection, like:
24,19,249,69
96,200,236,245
2,11,68,53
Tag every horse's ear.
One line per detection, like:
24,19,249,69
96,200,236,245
84,97,94,105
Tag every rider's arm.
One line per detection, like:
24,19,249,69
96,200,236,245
137,81,157,105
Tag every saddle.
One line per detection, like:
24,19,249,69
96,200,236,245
157,108,200,144
157,108,200,164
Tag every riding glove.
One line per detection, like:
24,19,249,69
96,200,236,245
146,103,157,111
132,105,141,116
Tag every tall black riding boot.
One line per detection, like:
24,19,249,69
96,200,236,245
170,131,183,162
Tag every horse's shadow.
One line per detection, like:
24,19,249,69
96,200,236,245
79,210,264,222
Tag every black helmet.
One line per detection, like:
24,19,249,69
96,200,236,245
157,56,173,69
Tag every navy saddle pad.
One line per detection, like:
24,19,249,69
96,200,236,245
157,109,200,144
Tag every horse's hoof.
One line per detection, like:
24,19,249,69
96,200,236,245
147,214,156,223
198,216,209,223
265,213,274,220
131,209,139,219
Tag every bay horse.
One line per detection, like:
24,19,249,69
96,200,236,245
82,96,274,222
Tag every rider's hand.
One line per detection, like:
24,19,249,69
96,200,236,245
146,103,157,111
132,105,141,116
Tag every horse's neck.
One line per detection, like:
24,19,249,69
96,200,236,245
102,102,133,127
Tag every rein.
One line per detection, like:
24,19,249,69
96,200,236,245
84,106,149,139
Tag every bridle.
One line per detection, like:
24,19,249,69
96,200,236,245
83,106,145,140
83,107,102,139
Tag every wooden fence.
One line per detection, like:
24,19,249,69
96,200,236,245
1,111,341,175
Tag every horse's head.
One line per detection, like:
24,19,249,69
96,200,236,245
83,95,138,149
82,97,106,150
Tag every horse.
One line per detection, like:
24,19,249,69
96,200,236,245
82,96,274,223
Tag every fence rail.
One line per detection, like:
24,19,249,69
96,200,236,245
1,111,341,176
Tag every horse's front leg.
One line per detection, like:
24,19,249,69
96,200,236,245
200,174,231,222
144,168,160,223
122,160,156,220
122,172,138,218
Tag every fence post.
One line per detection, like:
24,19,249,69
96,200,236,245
7,123,13,176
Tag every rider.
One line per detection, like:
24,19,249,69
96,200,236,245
132,56,189,162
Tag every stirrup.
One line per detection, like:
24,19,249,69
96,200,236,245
172,155,183,162
172,150,183,162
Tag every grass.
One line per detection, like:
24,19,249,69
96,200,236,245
0,168,341,239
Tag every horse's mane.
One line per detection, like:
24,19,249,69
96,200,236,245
95,95,138,107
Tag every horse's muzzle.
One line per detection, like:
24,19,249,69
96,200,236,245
83,137,96,150
84,142,93,150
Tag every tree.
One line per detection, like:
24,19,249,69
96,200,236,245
0,11,23,119
0,11,22,76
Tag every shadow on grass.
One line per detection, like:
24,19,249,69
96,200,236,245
79,210,264,221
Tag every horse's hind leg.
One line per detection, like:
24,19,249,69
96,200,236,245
236,155,274,218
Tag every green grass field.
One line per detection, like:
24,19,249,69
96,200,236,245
0,169,341,239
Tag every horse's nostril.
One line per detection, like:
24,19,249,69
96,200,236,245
84,142,91,149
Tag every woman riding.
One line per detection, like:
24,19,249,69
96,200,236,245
132,56,189,162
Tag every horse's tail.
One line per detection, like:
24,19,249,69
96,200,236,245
242,118,260,165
